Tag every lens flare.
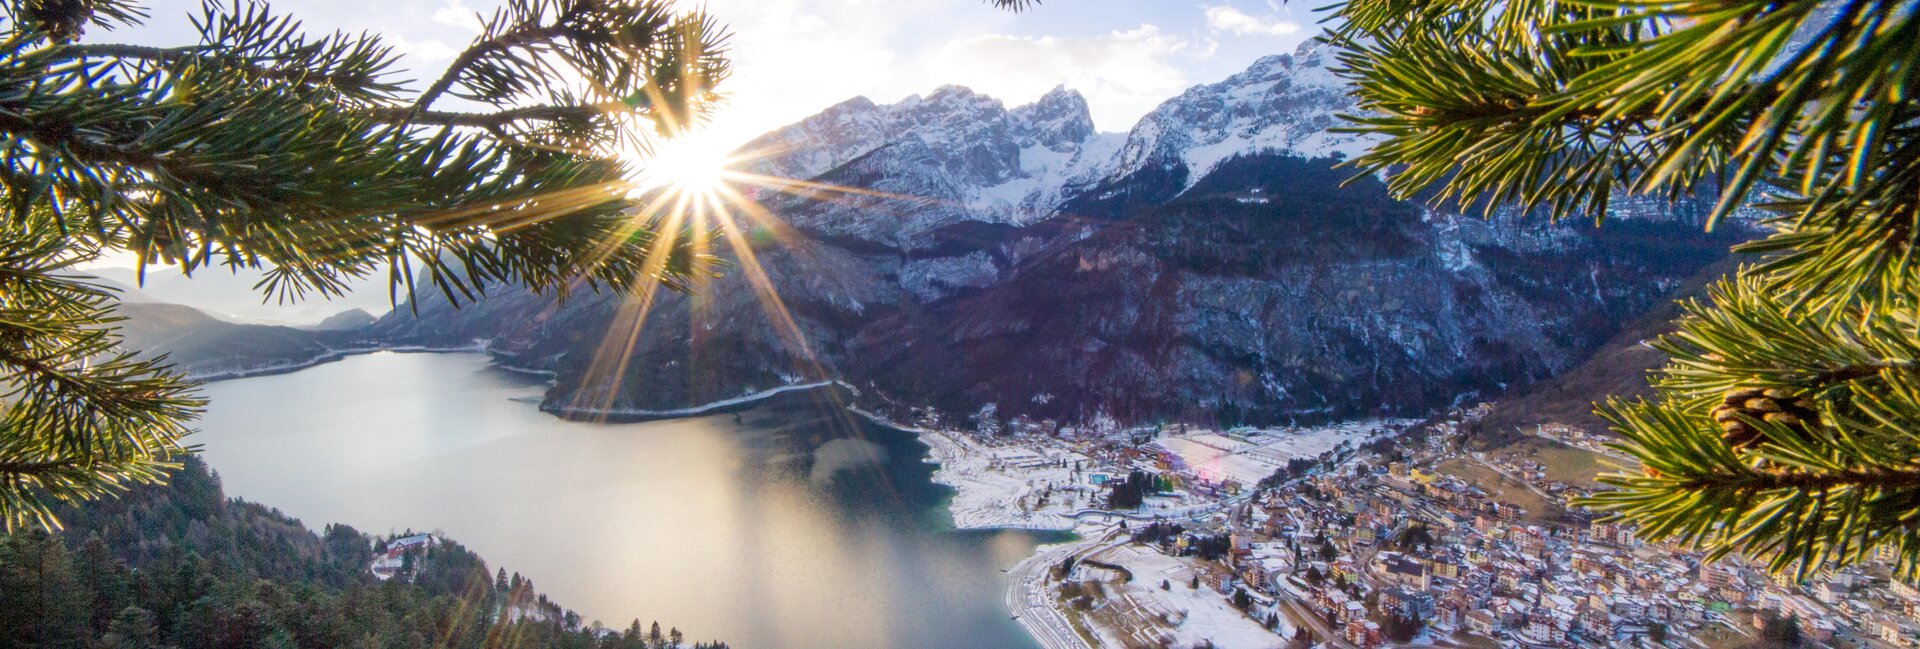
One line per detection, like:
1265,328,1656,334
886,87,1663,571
634,131,738,194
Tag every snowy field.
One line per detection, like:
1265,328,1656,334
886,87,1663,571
1154,420,1401,486
916,429,1093,531
1074,544,1292,649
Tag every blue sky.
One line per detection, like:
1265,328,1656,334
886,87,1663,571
103,0,1324,146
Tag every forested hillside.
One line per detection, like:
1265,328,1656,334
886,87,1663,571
0,458,723,649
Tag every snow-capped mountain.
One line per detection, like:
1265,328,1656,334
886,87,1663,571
735,84,1120,237
375,41,1748,427
734,39,1366,238
1103,40,1365,193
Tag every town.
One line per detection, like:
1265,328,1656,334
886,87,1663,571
904,405,1920,649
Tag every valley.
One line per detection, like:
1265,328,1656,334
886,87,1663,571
74,35,1915,649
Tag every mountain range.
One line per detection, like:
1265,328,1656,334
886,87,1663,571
354,39,1748,429
119,39,1744,430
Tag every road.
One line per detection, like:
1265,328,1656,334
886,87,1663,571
1275,590,1356,649
1007,528,1115,649
1008,458,1309,648
1470,456,1557,503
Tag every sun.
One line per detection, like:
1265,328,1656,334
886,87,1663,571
633,130,738,194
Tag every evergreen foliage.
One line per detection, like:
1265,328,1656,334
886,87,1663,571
1749,612,1805,648
1324,0,1920,579
0,456,728,649
1103,469,1158,509
1380,613,1421,643
0,0,730,530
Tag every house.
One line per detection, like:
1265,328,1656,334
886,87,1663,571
370,533,434,580
1344,599,1367,623
1432,600,1463,630
1814,579,1846,604
1209,570,1236,594
1382,555,1431,590
1353,526,1377,547
1699,563,1738,589
1517,613,1566,647
1881,615,1914,647
1517,616,1554,646
1385,587,1436,620
1345,619,1383,648
1578,606,1611,638
1467,609,1498,636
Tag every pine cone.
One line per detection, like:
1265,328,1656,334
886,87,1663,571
1710,387,1819,450
25,0,94,43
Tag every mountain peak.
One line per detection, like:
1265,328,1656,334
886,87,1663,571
1102,43,1365,192
926,84,986,100
1242,53,1295,78
1012,85,1095,151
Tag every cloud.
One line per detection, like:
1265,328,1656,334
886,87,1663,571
1203,5,1301,36
385,34,459,63
928,24,1194,131
692,0,903,145
431,1,483,31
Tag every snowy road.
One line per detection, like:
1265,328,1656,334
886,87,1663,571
1008,537,1096,649
1015,490,1262,648
1007,526,1137,649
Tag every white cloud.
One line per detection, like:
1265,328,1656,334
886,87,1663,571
927,24,1194,131
431,1,483,31
385,33,459,63
1203,5,1300,36
690,0,906,146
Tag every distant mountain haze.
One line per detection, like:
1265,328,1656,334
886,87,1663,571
108,301,378,380
86,265,393,326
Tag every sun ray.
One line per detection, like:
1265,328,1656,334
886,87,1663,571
570,192,693,418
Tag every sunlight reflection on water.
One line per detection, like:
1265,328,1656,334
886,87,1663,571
194,351,1056,649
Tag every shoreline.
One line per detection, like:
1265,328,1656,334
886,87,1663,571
203,351,1090,648
542,380,839,421
843,406,1095,649
188,342,489,382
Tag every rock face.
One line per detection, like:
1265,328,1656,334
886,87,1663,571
736,84,1121,239
375,41,1749,426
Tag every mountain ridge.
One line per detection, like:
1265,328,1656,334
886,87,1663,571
370,41,1750,430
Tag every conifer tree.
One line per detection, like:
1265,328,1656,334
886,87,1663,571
1319,0,1920,580
0,0,730,530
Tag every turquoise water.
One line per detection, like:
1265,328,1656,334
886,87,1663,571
194,351,1057,649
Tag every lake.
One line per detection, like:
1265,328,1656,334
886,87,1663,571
194,351,1057,649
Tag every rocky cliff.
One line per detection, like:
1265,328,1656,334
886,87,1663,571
373,40,1750,427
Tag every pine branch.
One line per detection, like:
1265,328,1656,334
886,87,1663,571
0,0,731,531
362,101,641,129
1671,466,1920,491
1339,0,1920,579
0,459,79,474
54,43,390,91
412,21,568,112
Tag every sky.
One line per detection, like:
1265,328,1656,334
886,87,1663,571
83,0,1324,302
102,0,1325,148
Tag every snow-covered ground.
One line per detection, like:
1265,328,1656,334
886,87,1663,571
841,413,1398,649
1154,420,1402,486
916,428,1094,531
1072,544,1293,649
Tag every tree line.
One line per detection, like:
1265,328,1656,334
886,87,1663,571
0,457,725,649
